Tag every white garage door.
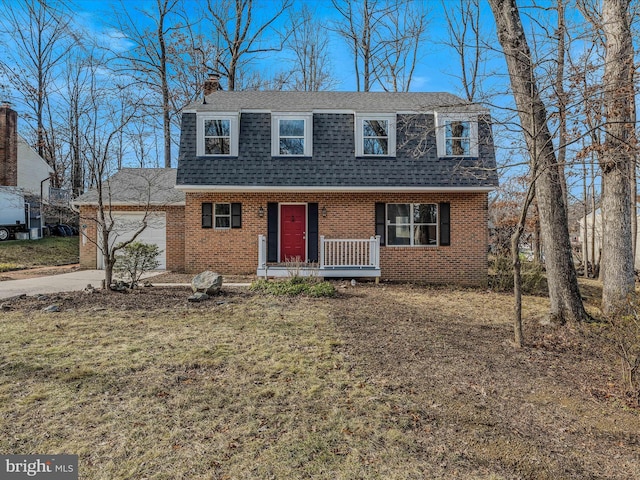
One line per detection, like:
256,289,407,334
97,212,166,270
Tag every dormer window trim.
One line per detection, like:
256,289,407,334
435,112,479,158
355,113,396,157
271,113,313,157
197,112,239,157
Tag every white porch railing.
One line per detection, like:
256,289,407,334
257,235,381,278
320,235,380,269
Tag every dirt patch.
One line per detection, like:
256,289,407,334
146,272,256,284
1,286,248,312
0,264,82,281
327,284,640,479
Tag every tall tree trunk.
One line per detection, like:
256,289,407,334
555,0,569,218
489,0,587,323
600,0,636,315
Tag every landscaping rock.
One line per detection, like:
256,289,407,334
36,294,50,301
43,305,61,313
1,302,11,311
191,271,223,295
83,284,96,294
188,292,210,302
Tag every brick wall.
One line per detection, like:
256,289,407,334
78,205,185,272
0,104,18,187
184,191,488,286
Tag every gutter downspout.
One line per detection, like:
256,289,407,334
40,176,49,238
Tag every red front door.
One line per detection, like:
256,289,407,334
280,204,306,262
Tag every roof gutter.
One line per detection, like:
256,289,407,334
175,185,495,193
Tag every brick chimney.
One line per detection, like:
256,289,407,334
0,102,18,186
203,73,222,96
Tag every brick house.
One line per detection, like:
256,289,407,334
77,87,498,285
175,86,498,285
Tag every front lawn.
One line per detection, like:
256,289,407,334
0,285,638,479
0,236,79,270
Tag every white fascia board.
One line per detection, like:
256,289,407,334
175,185,495,193
72,201,186,207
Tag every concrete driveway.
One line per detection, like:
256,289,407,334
0,270,159,300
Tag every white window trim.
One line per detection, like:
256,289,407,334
355,114,396,157
214,202,231,230
271,113,313,157
197,113,239,157
435,112,479,158
386,203,438,247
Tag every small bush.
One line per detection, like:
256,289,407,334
489,255,547,295
250,277,336,297
114,242,161,288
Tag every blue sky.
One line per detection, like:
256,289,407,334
69,0,502,96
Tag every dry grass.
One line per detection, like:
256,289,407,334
1,285,639,479
0,236,79,269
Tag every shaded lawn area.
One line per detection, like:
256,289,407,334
0,285,639,479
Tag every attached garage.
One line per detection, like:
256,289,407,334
97,212,167,270
73,168,185,272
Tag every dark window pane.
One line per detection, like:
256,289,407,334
205,138,230,154
414,204,437,224
280,119,305,136
387,204,410,221
364,138,388,155
414,225,437,245
363,119,388,137
280,138,305,155
205,119,230,136
215,203,230,215
387,225,410,245
215,216,230,228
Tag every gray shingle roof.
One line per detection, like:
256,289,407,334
74,168,184,205
177,91,498,190
186,91,488,114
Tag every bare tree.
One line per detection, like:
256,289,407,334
111,0,187,168
489,0,588,324
78,53,149,288
203,0,293,91
374,1,427,92
285,5,335,91
0,0,76,185
331,0,426,92
442,0,483,102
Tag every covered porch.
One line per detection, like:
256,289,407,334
257,235,381,279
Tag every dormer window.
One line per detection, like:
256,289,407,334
436,113,478,157
356,114,396,156
197,113,239,156
272,114,313,156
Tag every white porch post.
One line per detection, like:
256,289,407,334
320,235,325,269
371,235,381,268
258,234,267,269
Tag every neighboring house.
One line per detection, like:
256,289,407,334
0,102,54,238
74,168,185,271
579,206,640,270
175,86,498,285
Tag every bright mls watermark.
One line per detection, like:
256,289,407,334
0,455,77,479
